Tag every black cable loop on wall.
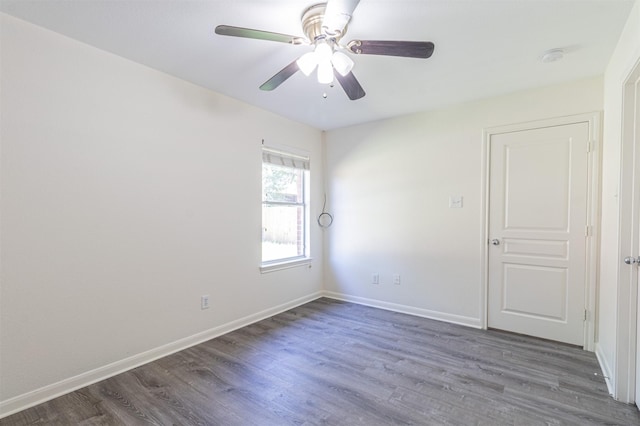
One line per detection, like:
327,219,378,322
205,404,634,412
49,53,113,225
317,194,334,228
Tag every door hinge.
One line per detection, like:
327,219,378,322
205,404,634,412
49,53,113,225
584,309,588,321
585,225,592,237
587,140,595,153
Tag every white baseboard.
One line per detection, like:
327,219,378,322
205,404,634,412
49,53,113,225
595,342,615,396
0,291,323,419
322,291,482,329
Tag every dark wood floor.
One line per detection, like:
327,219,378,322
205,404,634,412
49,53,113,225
2,298,639,425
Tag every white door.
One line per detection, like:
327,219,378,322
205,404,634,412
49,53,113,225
620,63,640,409
488,122,589,346
633,75,640,411
618,58,640,406
636,215,639,411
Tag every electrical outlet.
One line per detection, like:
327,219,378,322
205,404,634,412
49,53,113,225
372,273,379,285
393,274,401,285
201,295,210,310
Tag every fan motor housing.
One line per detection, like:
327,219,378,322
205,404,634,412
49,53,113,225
302,3,346,43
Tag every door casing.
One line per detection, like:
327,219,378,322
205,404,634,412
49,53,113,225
616,58,640,404
481,112,601,351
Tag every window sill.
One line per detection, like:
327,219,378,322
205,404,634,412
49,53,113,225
260,258,313,274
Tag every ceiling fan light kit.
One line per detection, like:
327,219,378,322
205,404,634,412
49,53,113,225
296,43,354,82
297,51,319,76
214,0,435,100
317,58,335,84
331,51,354,76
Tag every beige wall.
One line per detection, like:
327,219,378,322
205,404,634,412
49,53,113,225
0,13,323,412
324,77,603,325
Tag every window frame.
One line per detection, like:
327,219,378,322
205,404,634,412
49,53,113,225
260,146,311,272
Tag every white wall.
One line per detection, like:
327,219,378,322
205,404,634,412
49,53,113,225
324,77,603,326
598,0,640,401
0,13,323,412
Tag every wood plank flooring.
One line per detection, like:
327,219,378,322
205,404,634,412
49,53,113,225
2,298,639,425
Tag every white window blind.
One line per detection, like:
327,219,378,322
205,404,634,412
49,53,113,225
262,147,310,170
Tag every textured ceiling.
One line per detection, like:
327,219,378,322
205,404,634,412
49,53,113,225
0,0,634,130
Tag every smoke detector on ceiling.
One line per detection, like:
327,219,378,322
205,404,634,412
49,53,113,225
540,48,564,63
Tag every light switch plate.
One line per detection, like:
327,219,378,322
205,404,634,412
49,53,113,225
449,195,463,208
201,295,210,309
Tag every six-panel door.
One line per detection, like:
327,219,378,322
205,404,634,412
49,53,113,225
488,122,589,346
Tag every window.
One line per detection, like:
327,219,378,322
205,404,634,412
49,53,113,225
261,147,310,267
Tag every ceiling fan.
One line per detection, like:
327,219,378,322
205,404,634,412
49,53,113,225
214,0,435,100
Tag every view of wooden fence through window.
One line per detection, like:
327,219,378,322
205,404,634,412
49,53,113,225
262,162,306,263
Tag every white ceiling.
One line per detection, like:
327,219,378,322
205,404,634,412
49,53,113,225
0,0,634,130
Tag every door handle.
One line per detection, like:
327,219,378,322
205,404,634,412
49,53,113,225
491,239,500,246
624,256,640,265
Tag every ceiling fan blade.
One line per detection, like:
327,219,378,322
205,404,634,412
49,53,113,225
215,25,306,45
260,60,300,91
334,71,366,100
322,0,361,36
347,40,435,58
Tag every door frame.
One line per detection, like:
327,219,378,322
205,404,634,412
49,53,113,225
615,58,640,404
480,112,602,351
